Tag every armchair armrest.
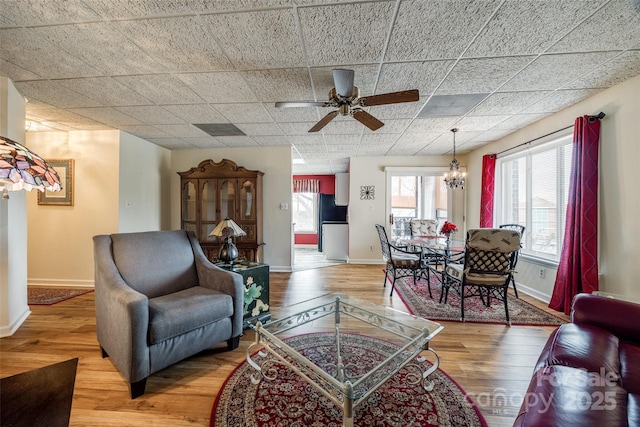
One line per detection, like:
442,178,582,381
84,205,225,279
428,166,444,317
93,235,150,383
571,293,640,345
188,232,244,337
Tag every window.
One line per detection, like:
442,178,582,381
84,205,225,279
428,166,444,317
497,135,573,263
292,192,318,233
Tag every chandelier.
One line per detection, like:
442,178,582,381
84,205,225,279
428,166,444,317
443,128,466,190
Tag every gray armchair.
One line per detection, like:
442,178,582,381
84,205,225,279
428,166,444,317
93,230,244,398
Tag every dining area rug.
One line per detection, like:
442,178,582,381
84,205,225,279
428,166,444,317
211,332,488,427
28,287,94,305
394,276,566,326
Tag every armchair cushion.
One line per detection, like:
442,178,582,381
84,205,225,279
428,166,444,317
148,287,234,344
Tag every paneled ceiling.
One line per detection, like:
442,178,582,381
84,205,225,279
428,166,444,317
1,0,639,174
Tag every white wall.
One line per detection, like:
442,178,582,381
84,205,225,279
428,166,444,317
118,132,172,232
348,155,461,263
0,76,30,337
170,146,292,271
465,75,640,301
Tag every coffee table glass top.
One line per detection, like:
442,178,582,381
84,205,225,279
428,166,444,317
247,292,443,404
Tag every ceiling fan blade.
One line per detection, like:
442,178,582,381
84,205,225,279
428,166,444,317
309,111,339,132
333,69,355,98
275,101,328,108
359,89,419,107
352,109,384,131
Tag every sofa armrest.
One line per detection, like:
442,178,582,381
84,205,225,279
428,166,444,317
571,293,640,345
188,232,244,337
93,235,150,383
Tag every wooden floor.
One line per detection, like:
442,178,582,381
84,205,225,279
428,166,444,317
0,264,568,427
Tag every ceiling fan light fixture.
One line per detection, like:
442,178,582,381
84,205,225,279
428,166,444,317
444,128,466,190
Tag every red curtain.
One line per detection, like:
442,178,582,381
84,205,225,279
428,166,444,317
480,154,496,228
549,115,601,314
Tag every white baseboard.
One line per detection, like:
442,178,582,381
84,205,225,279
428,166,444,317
28,278,94,288
516,282,551,303
347,259,385,265
269,266,293,273
0,307,31,338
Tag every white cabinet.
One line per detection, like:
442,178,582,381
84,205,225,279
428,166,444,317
323,223,349,261
335,173,349,206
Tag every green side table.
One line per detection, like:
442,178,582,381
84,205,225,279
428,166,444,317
216,261,271,328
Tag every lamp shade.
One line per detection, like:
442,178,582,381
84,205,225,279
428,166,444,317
209,217,247,238
1,136,62,193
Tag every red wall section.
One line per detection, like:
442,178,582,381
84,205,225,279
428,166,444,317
293,174,335,245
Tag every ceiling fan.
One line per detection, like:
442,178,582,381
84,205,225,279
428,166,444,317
275,69,419,132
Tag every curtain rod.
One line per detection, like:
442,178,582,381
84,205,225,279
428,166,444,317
495,111,605,157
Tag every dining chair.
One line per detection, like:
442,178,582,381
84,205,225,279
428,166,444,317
375,224,430,297
443,228,521,324
499,224,526,298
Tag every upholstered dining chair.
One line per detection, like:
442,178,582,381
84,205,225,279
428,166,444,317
443,228,521,324
375,224,430,298
499,223,526,298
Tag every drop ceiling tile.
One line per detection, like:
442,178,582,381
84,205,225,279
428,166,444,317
83,0,291,18
323,134,362,146
471,129,515,143
386,0,500,61
295,145,326,154
0,0,101,26
377,61,455,95
288,134,326,147
395,132,441,148
114,106,183,124
549,0,640,53
114,75,204,105
493,113,549,130
28,108,103,128
252,136,290,146
146,138,195,149
469,91,551,116
405,117,459,133
179,137,227,148
563,50,640,89
154,124,208,138
364,119,411,134
57,77,151,106
453,115,511,132
464,1,598,57
360,134,398,147
368,103,424,120
202,9,304,69
264,104,323,122
522,89,601,114
26,100,56,111
310,65,379,99
31,22,167,76
0,28,101,79
215,103,273,123
501,52,619,92
236,123,284,136
0,58,41,81
115,17,234,72
177,72,257,103
437,56,535,95
242,68,314,102
216,136,259,147
67,107,143,126
321,119,365,135
14,80,103,108
120,125,171,139
162,104,229,123
298,2,395,66
279,122,318,135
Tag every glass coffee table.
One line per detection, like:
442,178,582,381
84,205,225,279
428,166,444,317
246,293,443,427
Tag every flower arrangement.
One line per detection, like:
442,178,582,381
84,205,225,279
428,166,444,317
440,221,458,236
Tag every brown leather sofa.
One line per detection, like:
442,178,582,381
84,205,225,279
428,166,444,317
513,293,640,426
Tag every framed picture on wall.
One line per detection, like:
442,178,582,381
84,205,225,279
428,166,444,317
38,159,74,206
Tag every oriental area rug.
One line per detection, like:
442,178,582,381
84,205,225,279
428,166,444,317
28,287,93,305
394,276,566,326
211,332,488,427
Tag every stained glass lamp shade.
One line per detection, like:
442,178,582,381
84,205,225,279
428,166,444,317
209,217,246,263
0,136,61,199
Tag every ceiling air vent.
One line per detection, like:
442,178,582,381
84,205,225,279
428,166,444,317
193,123,246,137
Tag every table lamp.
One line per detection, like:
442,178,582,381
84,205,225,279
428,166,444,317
209,217,246,264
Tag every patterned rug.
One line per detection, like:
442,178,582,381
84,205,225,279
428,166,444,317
211,332,487,427
28,288,94,305
394,276,566,326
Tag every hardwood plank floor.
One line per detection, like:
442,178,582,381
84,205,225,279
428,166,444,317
0,264,568,426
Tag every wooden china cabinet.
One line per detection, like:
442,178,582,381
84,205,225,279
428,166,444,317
178,159,264,263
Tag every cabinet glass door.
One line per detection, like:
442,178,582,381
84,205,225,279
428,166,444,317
219,179,236,220
201,180,218,241
240,179,256,220
182,181,197,234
